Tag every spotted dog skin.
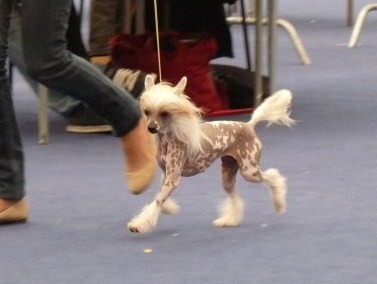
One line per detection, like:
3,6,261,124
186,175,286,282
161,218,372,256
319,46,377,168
158,121,262,178
154,120,264,208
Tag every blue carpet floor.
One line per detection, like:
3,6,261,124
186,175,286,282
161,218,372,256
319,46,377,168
1,0,377,283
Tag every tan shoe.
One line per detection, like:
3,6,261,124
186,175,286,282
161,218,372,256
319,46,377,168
121,118,157,194
0,200,29,224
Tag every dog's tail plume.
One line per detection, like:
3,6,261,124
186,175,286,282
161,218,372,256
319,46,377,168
249,89,295,128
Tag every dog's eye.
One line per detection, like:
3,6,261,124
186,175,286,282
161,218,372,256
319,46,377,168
160,111,169,118
144,110,150,116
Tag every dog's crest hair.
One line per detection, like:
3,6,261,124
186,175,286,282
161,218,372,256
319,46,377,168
141,78,212,158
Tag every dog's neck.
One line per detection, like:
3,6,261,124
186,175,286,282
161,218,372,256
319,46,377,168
156,131,173,141
156,127,207,159
156,131,186,144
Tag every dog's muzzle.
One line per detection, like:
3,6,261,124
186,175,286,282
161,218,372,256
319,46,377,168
147,121,159,134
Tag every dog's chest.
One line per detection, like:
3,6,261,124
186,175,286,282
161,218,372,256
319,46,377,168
157,139,215,177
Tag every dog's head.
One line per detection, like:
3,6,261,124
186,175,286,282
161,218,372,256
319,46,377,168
140,75,202,135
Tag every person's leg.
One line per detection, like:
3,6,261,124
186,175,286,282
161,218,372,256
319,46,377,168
20,0,157,193
8,3,111,133
21,0,139,135
7,4,81,115
0,0,28,222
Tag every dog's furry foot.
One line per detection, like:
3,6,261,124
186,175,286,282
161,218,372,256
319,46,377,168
213,217,240,227
275,205,286,214
128,222,140,233
262,168,287,214
213,196,244,228
127,202,161,233
127,217,154,233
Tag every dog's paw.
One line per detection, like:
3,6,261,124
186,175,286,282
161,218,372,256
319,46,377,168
127,218,152,233
213,196,244,227
212,217,240,228
128,221,140,233
127,202,161,233
275,203,287,214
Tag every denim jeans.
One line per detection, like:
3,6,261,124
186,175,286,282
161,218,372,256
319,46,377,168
0,0,24,200
8,6,82,117
0,0,141,200
20,0,141,133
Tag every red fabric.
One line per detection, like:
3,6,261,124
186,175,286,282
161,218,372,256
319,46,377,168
110,32,229,113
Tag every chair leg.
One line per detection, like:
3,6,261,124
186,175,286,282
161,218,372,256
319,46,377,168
226,16,311,65
347,0,354,26
276,19,311,65
253,0,263,106
348,3,377,48
38,84,49,145
267,0,277,93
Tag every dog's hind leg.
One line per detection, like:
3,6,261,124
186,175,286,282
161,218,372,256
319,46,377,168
261,168,287,213
213,157,245,228
239,160,287,214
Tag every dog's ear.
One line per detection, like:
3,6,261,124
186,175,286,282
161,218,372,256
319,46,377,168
173,76,187,95
144,75,155,91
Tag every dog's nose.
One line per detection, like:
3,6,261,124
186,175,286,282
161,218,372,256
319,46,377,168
147,122,159,134
147,126,158,134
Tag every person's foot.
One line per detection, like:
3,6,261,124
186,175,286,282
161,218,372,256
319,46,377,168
0,199,29,224
121,117,157,194
66,106,113,134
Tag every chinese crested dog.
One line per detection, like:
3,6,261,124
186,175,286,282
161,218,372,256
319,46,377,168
127,75,294,233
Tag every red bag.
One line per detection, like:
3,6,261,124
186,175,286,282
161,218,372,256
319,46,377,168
110,32,229,113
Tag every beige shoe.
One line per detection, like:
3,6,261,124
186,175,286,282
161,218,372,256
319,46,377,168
125,160,157,194
122,118,157,194
0,200,29,224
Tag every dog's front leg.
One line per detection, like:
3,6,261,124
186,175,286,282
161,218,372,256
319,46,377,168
127,173,181,234
157,173,180,215
127,155,184,233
